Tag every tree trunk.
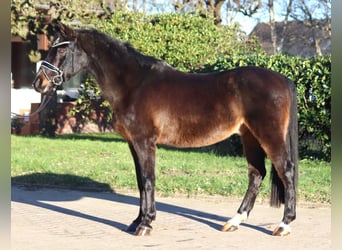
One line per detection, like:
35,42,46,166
268,0,277,54
226,0,233,26
313,30,322,56
213,0,225,25
278,0,293,53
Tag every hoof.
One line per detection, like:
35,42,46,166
127,222,139,232
135,225,152,236
221,212,247,232
272,223,291,236
221,223,239,232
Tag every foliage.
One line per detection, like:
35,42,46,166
11,114,24,134
174,0,262,25
11,0,106,61
96,12,261,72
68,76,113,132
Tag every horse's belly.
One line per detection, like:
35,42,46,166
156,120,243,148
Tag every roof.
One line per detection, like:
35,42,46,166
249,20,331,57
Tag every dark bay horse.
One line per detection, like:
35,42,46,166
33,21,298,237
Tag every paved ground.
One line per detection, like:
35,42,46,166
11,185,331,250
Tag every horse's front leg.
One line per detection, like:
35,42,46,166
126,143,143,233
127,139,157,236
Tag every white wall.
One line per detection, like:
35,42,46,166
11,88,41,116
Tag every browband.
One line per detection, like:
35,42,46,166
51,41,71,47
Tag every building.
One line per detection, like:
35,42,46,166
249,20,331,57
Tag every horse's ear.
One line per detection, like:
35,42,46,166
52,20,76,40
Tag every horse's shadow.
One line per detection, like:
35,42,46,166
11,174,272,235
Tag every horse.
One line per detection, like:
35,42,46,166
33,20,298,237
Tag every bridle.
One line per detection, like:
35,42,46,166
28,40,73,116
38,40,73,90
39,60,65,87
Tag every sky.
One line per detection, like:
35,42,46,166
126,0,330,34
225,12,264,34
126,0,284,34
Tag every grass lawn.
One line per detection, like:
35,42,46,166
11,133,331,204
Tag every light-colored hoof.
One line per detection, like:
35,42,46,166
135,225,152,236
272,223,291,236
221,222,239,232
221,212,247,232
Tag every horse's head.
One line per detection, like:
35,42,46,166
33,20,87,94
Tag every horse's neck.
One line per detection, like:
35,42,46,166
86,53,140,110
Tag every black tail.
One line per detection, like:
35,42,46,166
270,79,298,208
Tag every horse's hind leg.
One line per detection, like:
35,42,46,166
268,150,296,236
221,127,266,232
257,133,296,236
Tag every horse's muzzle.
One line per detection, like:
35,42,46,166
32,73,52,94
32,75,42,93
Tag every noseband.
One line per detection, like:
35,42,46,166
39,40,72,88
39,61,64,86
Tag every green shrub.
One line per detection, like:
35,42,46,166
96,12,261,72
68,77,113,132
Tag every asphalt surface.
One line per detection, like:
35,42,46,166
11,185,331,249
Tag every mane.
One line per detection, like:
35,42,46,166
78,29,170,70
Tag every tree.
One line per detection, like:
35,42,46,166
172,0,263,25
225,0,261,26
268,0,276,54
173,0,225,25
232,0,261,17
278,0,293,53
11,0,115,61
11,0,110,137
290,0,331,55
255,0,330,55
261,0,294,54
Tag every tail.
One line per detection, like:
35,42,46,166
270,79,298,207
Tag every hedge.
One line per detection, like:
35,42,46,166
95,12,261,72
70,13,331,161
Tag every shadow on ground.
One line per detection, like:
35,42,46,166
11,173,272,235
